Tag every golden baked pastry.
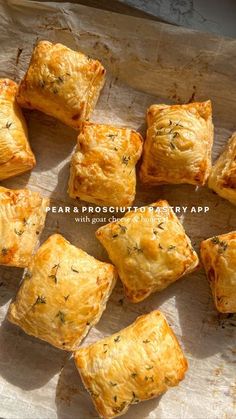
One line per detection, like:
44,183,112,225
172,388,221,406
68,122,143,206
8,234,117,350
74,310,188,419
16,41,106,129
0,186,48,268
0,78,35,180
96,200,199,303
140,100,213,186
208,132,236,205
200,232,236,313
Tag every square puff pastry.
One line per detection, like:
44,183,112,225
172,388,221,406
200,232,236,313
68,122,143,206
96,200,199,303
208,132,236,205
0,186,49,268
17,41,106,129
140,100,213,186
74,310,188,419
7,234,117,351
0,78,35,180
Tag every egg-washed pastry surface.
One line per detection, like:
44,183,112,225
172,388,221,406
74,310,188,419
208,132,236,205
201,231,236,313
0,186,48,268
68,122,143,206
0,78,35,180
7,234,117,350
96,200,199,303
17,41,106,129
140,100,213,186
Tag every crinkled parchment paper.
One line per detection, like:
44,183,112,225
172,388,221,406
0,1,235,418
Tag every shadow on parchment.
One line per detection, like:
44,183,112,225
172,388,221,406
55,356,163,419
0,266,24,307
0,318,69,390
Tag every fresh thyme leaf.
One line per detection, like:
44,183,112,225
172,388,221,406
118,224,127,234
157,222,164,230
210,237,228,253
211,236,220,245
56,310,65,323
49,264,60,283
133,244,143,253
88,388,99,398
113,401,126,414
48,274,57,283
33,295,46,306
122,155,130,165
14,228,24,236
107,134,117,139
71,266,79,273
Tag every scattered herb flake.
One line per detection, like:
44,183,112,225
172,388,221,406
14,228,24,236
56,310,65,324
1,248,8,256
33,295,46,306
157,222,164,230
114,335,121,343
71,266,79,273
143,339,150,344
6,121,12,129
211,236,220,245
110,382,117,387
168,245,176,250
118,224,127,234
113,401,126,414
114,395,117,402
122,155,130,165
64,295,70,301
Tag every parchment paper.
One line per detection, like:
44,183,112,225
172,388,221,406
0,1,235,418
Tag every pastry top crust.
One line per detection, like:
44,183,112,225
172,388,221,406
0,186,49,268
140,100,213,186
200,231,236,313
74,310,188,419
16,41,106,129
96,200,199,303
0,78,35,180
68,122,143,206
208,132,236,205
7,234,117,350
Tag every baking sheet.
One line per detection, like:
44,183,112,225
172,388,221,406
0,1,236,418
